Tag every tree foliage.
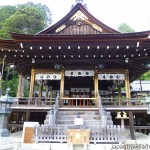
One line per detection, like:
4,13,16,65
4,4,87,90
1,66,18,96
139,71,150,80
118,23,135,33
0,5,16,29
0,2,52,39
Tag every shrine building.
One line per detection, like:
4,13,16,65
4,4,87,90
0,0,150,144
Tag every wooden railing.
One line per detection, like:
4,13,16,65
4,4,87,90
12,97,57,106
61,97,96,106
12,96,146,107
7,123,23,133
34,124,124,143
101,97,146,106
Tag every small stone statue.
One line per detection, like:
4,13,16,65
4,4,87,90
117,112,121,118
123,111,127,118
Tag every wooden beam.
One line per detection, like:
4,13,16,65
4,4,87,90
97,69,127,74
129,111,135,140
34,69,61,73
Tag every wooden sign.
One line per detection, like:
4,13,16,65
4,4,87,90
24,127,34,143
22,122,39,144
67,129,90,145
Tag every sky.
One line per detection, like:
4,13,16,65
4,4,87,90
0,0,150,32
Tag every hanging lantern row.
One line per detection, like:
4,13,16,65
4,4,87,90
98,74,125,80
35,73,61,80
19,42,142,50
4,52,148,58
65,70,94,77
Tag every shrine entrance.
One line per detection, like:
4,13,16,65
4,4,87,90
60,70,97,107
63,76,94,106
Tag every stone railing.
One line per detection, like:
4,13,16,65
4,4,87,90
34,124,124,144
48,93,60,125
97,96,113,125
89,125,124,143
34,124,68,143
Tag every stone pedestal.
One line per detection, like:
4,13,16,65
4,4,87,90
0,129,15,150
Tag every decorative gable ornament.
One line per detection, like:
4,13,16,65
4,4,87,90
70,10,88,21
55,25,66,33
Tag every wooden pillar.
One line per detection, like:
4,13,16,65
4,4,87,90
26,110,30,122
60,70,65,107
16,73,23,97
29,69,35,98
94,71,99,107
38,80,43,98
50,88,52,105
129,111,135,139
125,70,131,105
16,73,25,97
46,85,49,99
118,85,122,106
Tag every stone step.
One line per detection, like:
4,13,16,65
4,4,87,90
56,120,101,125
107,120,113,125
106,116,112,120
56,115,100,120
57,110,99,115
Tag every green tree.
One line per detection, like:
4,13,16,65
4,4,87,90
139,71,150,80
0,5,17,39
1,66,18,96
118,23,135,33
0,5,16,29
0,2,52,39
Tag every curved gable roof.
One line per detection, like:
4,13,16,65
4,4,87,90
38,3,119,35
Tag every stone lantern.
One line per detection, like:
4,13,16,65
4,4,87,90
0,88,15,148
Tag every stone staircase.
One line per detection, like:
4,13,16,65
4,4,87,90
56,109,101,126
44,108,113,126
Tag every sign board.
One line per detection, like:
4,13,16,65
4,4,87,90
67,129,90,145
22,122,39,144
35,73,61,80
98,73,125,80
74,118,84,125
65,70,94,77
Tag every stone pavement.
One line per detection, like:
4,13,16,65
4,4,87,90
9,130,150,150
